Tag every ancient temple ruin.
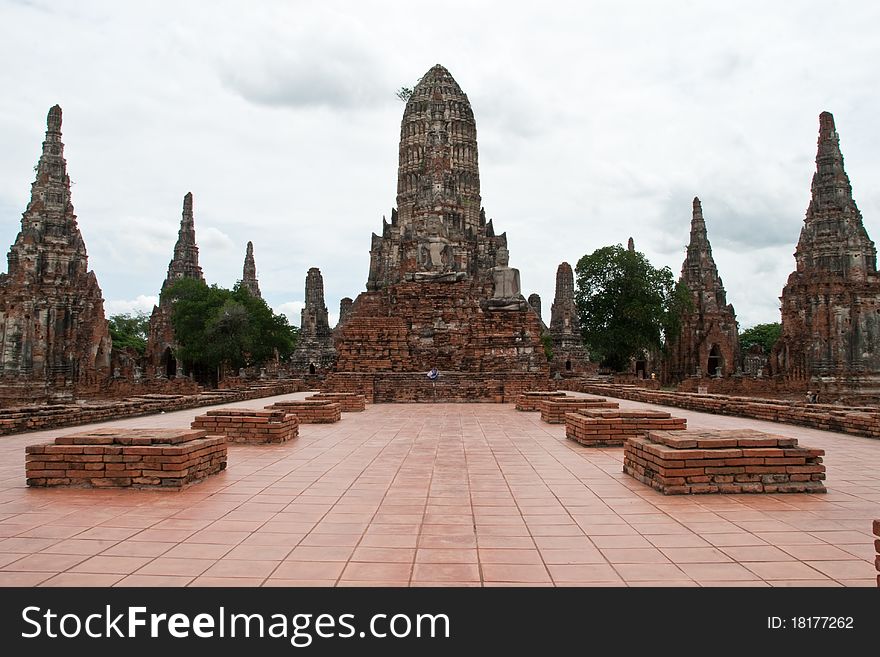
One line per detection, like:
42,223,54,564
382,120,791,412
548,262,591,376
328,64,548,400
240,240,261,298
145,192,205,378
773,112,880,387
289,267,336,374
337,297,353,328
0,105,111,404
665,198,739,381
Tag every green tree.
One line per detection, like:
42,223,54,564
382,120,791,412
161,278,298,377
739,322,781,353
574,244,688,371
108,311,150,355
396,86,413,102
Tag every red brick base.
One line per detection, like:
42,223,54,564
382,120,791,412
538,397,619,424
191,408,298,444
874,519,880,588
25,428,227,489
623,429,826,495
515,391,567,412
565,409,686,447
264,399,341,423
305,392,366,412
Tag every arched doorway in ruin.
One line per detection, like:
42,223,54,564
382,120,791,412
565,359,572,371
163,346,177,378
635,359,647,378
309,363,316,375
707,344,722,377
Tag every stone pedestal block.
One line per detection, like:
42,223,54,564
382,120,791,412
515,391,567,412
25,428,226,489
565,409,686,447
306,392,366,412
264,399,341,423
623,429,826,495
538,397,618,424
191,408,298,444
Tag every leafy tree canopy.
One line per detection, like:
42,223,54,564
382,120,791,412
739,322,781,353
108,311,149,355
574,244,691,372
161,278,298,372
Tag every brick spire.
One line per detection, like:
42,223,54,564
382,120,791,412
8,105,88,281
396,64,482,233
680,197,728,311
550,262,578,335
241,240,261,298
794,111,876,281
0,105,111,386
161,192,204,295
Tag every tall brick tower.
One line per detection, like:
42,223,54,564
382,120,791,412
665,197,739,381
548,262,591,375
330,65,548,400
773,112,880,386
146,192,205,377
290,267,336,374
0,105,111,402
241,240,261,298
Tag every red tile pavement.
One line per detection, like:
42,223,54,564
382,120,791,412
0,391,877,586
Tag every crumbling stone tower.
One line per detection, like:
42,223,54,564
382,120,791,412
665,198,739,381
290,267,336,374
0,105,111,403
329,65,548,400
145,192,205,377
548,262,591,375
773,112,880,383
241,241,261,298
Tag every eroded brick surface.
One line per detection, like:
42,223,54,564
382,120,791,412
623,429,826,494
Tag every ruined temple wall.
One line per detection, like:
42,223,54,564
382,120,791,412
334,279,548,375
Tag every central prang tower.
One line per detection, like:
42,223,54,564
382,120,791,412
330,65,549,401
367,64,506,289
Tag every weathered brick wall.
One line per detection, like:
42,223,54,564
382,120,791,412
26,428,226,489
306,393,366,412
623,429,826,495
874,520,879,588
264,399,341,423
561,381,880,439
565,409,686,447
515,391,566,412
191,408,298,444
677,376,809,398
0,380,308,436
323,372,551,403
538,397,619,424
333,280,549,376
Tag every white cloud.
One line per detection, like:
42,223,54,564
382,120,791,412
276,301,304,327
1,0,879,334
105,294,158,316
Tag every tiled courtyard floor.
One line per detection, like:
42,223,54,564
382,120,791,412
0,392,877,587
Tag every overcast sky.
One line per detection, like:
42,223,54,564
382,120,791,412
1,0,879,330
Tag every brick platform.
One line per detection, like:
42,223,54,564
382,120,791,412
561,381,880,440
623,429,826,495
565,409,687,447
538,396,618,424
190,408,298,444
0,380,307,436
515,391,567,412
323,372,551,403
874,519,880,588
264,399,341,423
305,392,366,412
25,428,226,489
